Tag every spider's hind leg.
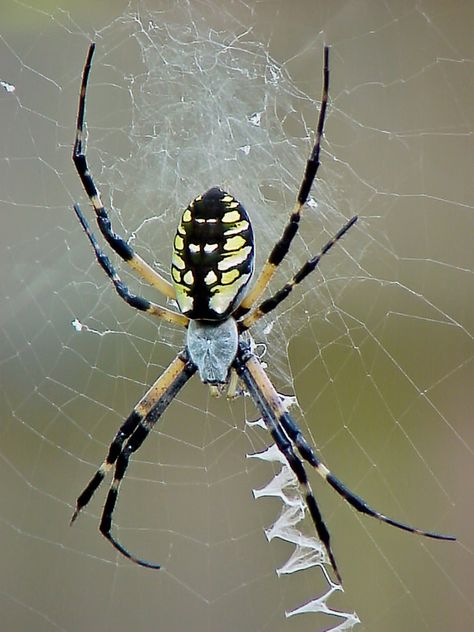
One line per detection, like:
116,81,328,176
73,204,187,327
72,42,176,300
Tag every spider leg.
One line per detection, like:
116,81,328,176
239,214,357,331
70,404,142,525
74,204,188,327
278,410,455,539
73,43,176,300
234,46,330,319
233,342,342,583
234,342,455,583
71,351,197,567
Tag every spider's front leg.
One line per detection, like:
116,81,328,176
233,341,342,583
234,341,455,584
71,351,197,568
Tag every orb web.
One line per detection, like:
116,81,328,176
0,1,472,631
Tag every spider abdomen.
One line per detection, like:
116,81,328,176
171,187,255,320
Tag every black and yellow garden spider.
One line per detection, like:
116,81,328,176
70,43,455,584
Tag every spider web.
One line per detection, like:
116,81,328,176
0,1,473,631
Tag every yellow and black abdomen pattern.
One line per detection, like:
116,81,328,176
171,187,255,321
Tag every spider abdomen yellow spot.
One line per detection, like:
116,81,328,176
174,234,184,251
221,269,240,284
218,246,253,271
171,187,254,320
221,210,241,223
204,270,218,285
223,235,246,252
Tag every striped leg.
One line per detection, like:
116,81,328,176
278,412,455,541
233,342,342,584
234,342,455,584
71,351,197,567
234,46,330,319
73,43,176,300
74,204,188,327
239,214,357,331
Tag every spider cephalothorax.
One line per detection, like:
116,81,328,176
70,43,455,584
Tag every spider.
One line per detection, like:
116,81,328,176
70,43,455,584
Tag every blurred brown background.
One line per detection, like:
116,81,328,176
0,1,473,631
